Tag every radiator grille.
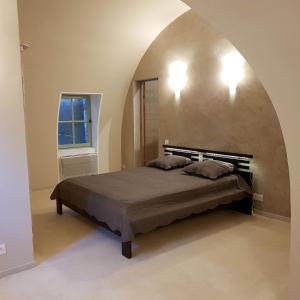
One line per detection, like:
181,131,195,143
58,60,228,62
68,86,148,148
59,154,99,180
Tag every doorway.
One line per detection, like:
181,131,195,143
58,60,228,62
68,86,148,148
140,79,159,165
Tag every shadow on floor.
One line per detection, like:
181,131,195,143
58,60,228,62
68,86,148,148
32,196,249,263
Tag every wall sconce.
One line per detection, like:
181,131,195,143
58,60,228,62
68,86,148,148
220,51,245,97
168,61,187,99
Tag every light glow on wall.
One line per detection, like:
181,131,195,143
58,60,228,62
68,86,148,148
168,61,187,99
220,51,245,97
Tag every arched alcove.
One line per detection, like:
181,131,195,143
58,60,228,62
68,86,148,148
122,10,290,218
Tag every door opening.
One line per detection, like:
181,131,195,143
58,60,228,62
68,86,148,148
140,79,159,165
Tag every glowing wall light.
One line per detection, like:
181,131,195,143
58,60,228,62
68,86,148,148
168,61,187,99
220,51,245,97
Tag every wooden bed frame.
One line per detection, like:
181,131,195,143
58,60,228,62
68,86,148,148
56,145,254,259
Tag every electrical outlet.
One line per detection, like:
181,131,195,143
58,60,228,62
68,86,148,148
253,193,264,202
0,243,6,256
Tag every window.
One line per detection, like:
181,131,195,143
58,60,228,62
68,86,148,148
58,95,92,148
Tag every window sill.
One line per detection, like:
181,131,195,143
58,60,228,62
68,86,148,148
58,147,97,157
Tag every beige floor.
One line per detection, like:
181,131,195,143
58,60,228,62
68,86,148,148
0,189,290,300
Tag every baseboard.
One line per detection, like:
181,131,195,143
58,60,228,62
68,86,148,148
253,209,291,223
0,260,36,278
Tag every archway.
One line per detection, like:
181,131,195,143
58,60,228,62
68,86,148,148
180,1,300,298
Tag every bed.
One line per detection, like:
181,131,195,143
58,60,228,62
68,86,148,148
51,145,253,258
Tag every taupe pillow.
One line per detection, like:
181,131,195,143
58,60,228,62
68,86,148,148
147,155,192,170
183,160,234,179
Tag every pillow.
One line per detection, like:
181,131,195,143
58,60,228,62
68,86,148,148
183,159,234,179
212,160,235,172
146,155,192,170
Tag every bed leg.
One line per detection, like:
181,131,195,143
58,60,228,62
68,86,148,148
231,197,253,215
122,241,132,259
56,198,63,215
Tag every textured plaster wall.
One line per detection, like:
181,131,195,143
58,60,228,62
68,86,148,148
122,11,290,217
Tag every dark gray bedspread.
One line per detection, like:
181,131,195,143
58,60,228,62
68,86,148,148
51,167,251,241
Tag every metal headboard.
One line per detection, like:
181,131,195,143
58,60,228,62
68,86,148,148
163,145,253,186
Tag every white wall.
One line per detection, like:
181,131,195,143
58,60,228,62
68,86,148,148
18,0,189,190
181,1,300,298
0,0,34,277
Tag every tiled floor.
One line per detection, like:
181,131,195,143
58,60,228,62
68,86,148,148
0,189,290,300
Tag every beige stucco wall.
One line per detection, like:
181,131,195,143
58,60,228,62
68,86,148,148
122,11,290,217
0,0,34,277
17,0,189,190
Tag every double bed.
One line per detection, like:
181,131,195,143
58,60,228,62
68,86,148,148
51,145,253,258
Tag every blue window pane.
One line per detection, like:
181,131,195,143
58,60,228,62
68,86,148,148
58,123,73,145
75,122,89,144
74,98,89,121
59,98,72,121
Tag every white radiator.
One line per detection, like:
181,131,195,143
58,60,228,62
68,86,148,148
59,154,99,180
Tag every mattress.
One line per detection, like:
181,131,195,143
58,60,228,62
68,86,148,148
51,167,252,241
